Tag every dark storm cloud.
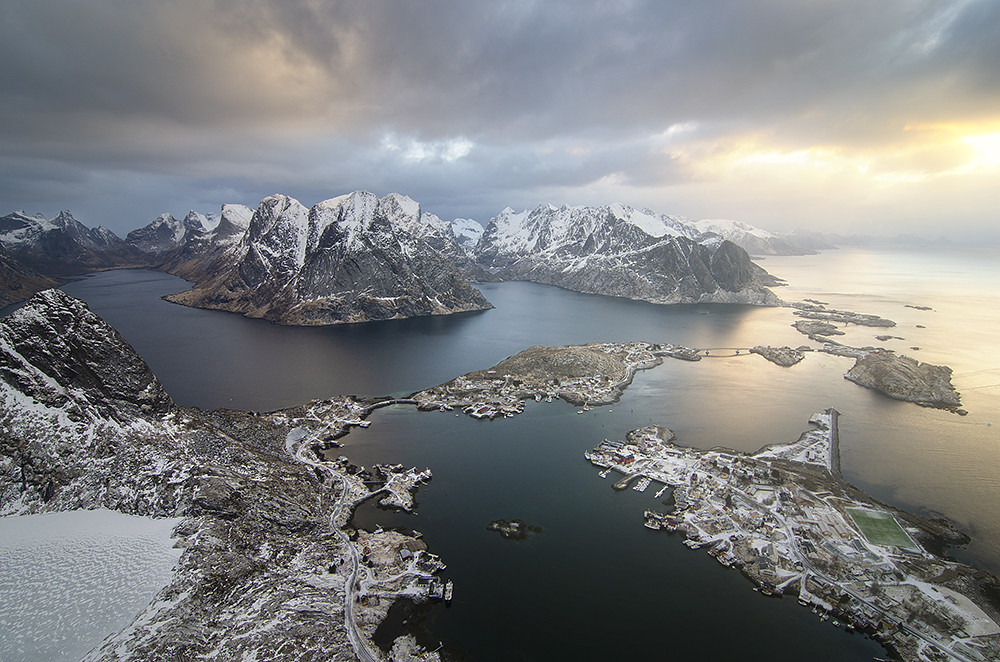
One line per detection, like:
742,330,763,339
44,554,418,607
0,0,997,235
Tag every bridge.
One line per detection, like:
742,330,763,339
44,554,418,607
694,347,756,358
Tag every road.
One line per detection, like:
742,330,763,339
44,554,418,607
286,429,382,662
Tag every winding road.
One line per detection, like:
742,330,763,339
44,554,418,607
285,428,382,662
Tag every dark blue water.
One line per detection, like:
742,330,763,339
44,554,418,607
46,257,1000,660
346,405,883,661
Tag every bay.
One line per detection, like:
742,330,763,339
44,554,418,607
50,246,1000,660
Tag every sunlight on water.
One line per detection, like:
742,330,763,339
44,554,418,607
49,246,1000,660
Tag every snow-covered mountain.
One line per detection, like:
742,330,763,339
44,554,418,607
126,210,219,254
451,218,484,249
0,289,437,659
686,218,815,256
474,203,781,305
165,191,492,325
0,210,148,275
156,203,253,279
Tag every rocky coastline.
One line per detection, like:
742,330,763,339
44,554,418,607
0,291,448,662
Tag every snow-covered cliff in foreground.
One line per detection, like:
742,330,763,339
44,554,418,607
0,290,437,659
166,191,492,325
474,203,782,305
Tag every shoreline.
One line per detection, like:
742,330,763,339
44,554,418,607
586,413,1000,662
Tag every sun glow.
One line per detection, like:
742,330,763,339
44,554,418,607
962,132,1000,169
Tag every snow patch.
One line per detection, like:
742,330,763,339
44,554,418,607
0,509,182,662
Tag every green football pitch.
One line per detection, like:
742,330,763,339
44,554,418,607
847,508,917,548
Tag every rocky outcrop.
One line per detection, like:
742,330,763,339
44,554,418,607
165,191,493,325
474,204,780,305
844,350,963,412
0,288,172,420
792,319,845,340
794,307,895,328
414,342,667,412
750,345,806,367
0,210,149,275
0,290,442,659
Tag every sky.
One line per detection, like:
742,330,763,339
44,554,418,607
1,0,998,240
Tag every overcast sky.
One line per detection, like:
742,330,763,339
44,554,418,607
1,0,998,239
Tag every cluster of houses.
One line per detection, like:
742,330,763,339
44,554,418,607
587,416,1000,662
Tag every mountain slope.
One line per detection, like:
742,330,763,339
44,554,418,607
0,290,439,659
0,244,60,307
166,191,493,325
475,203,781,305
126,211,217,254
687,218,815,256
0,210,149,275
156,203,254,280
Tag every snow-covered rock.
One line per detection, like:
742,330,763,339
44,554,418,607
474,203,781,305
0,289,436,659
126,211,217,254
688,218,814,256
166,191,493,325
0,210,146,276
451,218,484,249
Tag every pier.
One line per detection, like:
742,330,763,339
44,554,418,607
612,473,643,490
828,408,841,478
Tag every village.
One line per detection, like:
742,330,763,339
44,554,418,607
586,412,1000,662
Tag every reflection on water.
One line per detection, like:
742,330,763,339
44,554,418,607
49,247,1000,659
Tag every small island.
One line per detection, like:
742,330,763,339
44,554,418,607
487,519,543,541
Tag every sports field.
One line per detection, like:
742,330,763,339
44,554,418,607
847,508,917,548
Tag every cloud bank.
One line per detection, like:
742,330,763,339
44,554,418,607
1,0,997,239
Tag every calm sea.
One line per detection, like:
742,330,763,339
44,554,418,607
46,246,999,660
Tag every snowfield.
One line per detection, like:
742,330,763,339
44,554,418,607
0,509,182,662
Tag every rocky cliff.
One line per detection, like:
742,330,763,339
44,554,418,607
0,290,441,660
165,191,492,325
475,204,781,305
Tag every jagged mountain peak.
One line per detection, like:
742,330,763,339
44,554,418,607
182,210,211,232
475,201,781,305
51,210,80,227
127,211,216,254
2,210,145,276
220,204,252,228
165,190,492,325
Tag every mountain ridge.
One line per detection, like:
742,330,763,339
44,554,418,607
473,202,782,306
164,191,493,325
0,210,149,278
